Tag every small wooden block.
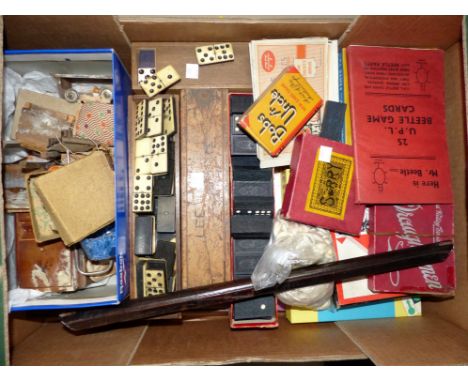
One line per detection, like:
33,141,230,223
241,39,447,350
195,44,217,65
133,174,153,193
132,191,153,213
135,99,147,139
156,196,176,233
139,74,165,98
196,43,234,65
134,215,156,256
146,97,163,137
162,97,176,135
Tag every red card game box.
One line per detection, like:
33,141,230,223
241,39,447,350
346,46,453,204
368,204,456,295
281,132,365,235
238,66,322,157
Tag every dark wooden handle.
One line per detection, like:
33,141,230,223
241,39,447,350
61,240,453,332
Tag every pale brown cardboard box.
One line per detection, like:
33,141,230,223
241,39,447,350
34,151,115,246
2,15,468,366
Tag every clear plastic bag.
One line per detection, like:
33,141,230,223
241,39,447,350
3,67,59,146
251,213,336,310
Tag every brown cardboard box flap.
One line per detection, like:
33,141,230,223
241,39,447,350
34,151,115,246
130,316,366,365
340,16,463,50
11,321,147,366
4,16,131,71
11,316,367,365
120,16,353,43
338,314,468,365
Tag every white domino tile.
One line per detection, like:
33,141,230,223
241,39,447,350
146,97,163,137
196,43,234,65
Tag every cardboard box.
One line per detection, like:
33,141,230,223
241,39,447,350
2,15,468,366
368,204,456,295
25,172,61,243
4,49,131,312
34,151,115,246
282,133,365,235
286,297,421,324
237,66,323,157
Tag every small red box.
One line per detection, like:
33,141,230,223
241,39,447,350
282,132,365,235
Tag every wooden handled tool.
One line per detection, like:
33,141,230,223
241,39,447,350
61,241,453,332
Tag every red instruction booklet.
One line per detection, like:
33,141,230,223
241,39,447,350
346,45,452,204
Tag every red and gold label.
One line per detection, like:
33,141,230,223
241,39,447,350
305,151,354,220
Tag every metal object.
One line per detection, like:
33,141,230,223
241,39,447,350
64,88,79,103
100,88,113,103
74,251,114,277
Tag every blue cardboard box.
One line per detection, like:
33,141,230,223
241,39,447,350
286,297,422,324
4,49,131,311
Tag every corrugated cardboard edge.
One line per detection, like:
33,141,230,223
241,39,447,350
4,16,131,71
0,16,10,366
337,314,468,365
339,16,463,50
120,16,354,43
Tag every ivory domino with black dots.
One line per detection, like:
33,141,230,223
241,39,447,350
146,97,163,137
139,65,180,98
132,191,154,213
135,99,147,139
195,43,235,65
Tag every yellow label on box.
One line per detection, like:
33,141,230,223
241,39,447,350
239,66,322,157
305,150,354,220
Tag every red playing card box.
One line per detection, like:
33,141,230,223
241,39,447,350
281,132,365,235
368,204,456,295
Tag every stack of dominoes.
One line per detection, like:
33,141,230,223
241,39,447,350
133,95,178,297
228,94,277,327
133,95,176,214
